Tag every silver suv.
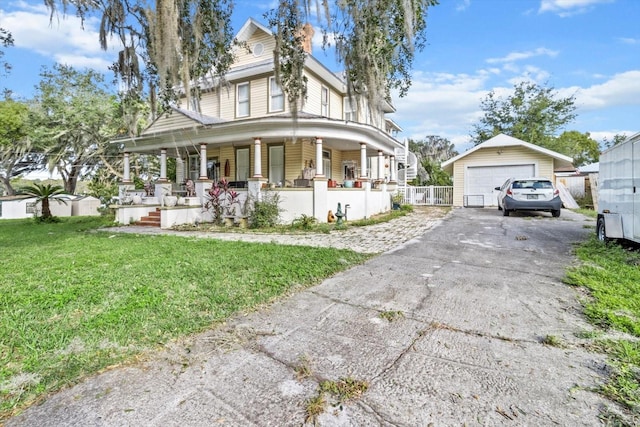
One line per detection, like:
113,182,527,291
495,177,562,217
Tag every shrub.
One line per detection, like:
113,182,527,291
292,214,317,230
203,179,240,225
248,190,281,228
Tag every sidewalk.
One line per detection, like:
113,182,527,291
106,206,450,254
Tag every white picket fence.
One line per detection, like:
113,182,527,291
400,186,453,206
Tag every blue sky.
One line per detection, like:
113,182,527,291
1,0,639,153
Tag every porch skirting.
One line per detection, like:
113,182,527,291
112,184,393,229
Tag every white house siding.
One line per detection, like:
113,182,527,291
219,85,235,121
329,90,343,120
252,77,270,117
451,146,555,207
304,75,323,115
199,90,220,117
284,141,303,182
233,30,275,69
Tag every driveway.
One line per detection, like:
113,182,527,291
9,208,616,426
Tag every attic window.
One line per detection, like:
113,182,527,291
253,42,264,57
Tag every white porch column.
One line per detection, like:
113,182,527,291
199,143,208,179
123,152,131,182
159,148,168,181
359,143,367,179
176,156,185,184
377,150,384,180
253,138,263,177
389,155,396,182
315,137,324,177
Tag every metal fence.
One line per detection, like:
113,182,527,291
401,186,453,206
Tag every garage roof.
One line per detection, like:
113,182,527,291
441,133,574,173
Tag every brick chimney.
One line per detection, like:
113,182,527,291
298,22,315,54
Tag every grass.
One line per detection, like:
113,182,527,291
379,310,404,322
305,377,369,422
0,216,371,421
566,236,640,413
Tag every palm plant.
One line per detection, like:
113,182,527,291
20,182,67,221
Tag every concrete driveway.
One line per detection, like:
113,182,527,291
9,208,617,426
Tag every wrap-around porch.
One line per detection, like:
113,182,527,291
113,113,402,228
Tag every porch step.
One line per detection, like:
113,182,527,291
137,208,161,227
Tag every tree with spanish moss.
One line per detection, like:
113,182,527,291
1,27,14,96
43,0,438,121
30,64,124,194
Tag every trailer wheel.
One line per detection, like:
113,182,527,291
597,217,609,242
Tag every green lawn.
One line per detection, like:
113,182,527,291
566,236,640,415
0,216,370,420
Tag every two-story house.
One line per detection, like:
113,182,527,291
113,18,408,228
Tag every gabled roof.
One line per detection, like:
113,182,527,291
235,17,273,43
441,134,574,173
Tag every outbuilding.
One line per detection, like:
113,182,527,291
442,134,574,207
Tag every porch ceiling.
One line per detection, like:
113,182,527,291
113,115,403,157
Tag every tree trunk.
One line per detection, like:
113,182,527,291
41,197,52,219
0,175,16,196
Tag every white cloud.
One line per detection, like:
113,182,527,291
568,70,640,110
390,71,490,149
0,2,118,71
391,66,640,154
487,47,559,64
588,130,635,144
456,0,471,12
539,0,613,17
619,37,640,45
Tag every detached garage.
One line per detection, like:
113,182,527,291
441,134,574,207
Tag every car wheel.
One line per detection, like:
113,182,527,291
597,217,609,242
503,208,509,217
551,210,561,218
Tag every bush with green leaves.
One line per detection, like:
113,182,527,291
248,190,281,229
291,214,317,230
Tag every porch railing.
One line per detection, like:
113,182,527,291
401,186,453,206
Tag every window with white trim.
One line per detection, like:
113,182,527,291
323,150,331,179
269,145,284,185
344,97,356,121
236,147,250,181
237,82,250,117
321,86,329,116
269,77,284,112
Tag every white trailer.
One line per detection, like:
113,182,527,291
597,131,640,243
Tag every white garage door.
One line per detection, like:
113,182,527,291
465,164,535,207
